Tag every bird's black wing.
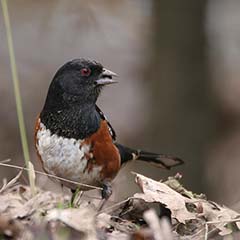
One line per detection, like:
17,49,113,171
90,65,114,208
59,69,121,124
95,105,116,141
95,105,183,169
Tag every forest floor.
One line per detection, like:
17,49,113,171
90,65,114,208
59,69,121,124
0,169,240,240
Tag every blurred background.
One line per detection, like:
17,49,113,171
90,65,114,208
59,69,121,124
0,0,240,208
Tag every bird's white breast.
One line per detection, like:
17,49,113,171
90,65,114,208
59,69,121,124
36,123,102,189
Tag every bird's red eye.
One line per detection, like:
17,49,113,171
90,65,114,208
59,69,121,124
80,68,91,77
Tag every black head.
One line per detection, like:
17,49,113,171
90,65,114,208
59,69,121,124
43,59,117,110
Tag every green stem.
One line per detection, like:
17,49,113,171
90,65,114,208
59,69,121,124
1,0,31,182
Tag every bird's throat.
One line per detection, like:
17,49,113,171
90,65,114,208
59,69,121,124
40,105,101,140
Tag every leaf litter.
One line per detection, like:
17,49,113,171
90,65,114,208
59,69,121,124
0,170,240,239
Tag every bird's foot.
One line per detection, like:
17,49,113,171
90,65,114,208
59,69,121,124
98,181,112,211
101,181,112,199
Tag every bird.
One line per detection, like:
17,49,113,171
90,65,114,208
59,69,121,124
35,58,183,203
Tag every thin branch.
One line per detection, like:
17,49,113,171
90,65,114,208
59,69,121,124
206,218,240,225
0,162,102,190
0,169,23,193
98,197,133,214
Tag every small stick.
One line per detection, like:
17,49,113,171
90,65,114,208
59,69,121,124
0,162,102,190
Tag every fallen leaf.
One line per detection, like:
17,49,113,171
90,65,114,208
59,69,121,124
133,173,240,237
134,173,195,223
204,202,240,236
47,207,97,240
107,230,129,240
97,213,111,229
164,175,206,199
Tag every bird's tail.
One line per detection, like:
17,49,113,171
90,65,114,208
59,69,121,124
116,143,184,169
136,149,183,169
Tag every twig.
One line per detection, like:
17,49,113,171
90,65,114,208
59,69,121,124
204,223,208,240
206,218,240,225
0,162,102,190
0,168,23,193
0,159,11,163
98,197,133,214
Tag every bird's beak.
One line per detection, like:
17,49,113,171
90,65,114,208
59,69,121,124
95,68,118,86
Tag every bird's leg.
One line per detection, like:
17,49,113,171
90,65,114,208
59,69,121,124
98,181,112,211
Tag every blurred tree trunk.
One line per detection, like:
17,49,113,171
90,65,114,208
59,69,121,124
140,0,218,193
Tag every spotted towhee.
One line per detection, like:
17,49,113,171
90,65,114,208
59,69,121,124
35,59,183,200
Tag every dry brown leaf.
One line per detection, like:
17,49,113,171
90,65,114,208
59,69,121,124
12,191,53,219
107,230,129,240
133,173,240,237
0,194,23,214
96,213,111,229
0,183,66,224
46,207,97,240
204,202,240,236
134,173,195,223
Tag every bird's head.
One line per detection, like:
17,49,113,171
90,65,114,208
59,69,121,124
46,59,117,108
